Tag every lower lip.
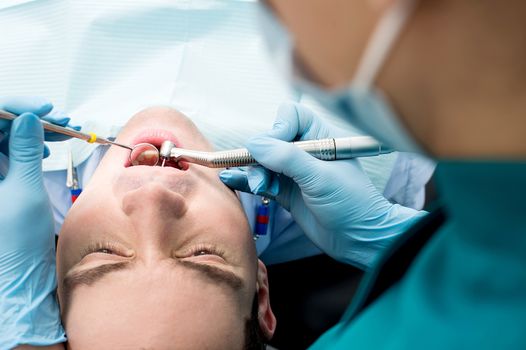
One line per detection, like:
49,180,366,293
124,129,184,168
130,129,181,148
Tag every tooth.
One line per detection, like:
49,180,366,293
142,150,158,158
130,149,160,166
131,153,143,166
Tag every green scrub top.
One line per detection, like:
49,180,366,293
311,161,526,349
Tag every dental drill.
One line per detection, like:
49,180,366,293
158,136,394,168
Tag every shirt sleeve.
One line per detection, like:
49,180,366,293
239,191,322,265
383,152,436,210
43,146,107,234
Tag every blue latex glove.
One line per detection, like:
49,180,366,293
0,96,81,158
220,102,426,268
0,106,65,346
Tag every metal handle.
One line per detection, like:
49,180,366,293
334,136,390,158
167,136,391,168
181,139,337,168
209,148,256,168
0,109,133,151
206,137,382,167
0,109,92,141
293,138,337,160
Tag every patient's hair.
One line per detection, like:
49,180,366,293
245,293,267,350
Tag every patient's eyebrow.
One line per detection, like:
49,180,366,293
178,260,244,291
60,259,244,315
61,261,132,316
64,261,132,291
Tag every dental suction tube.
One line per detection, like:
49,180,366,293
159,136,394,169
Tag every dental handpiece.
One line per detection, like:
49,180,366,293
0,109,133,151
159,136,394,168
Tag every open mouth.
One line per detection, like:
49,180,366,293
124,129,188,170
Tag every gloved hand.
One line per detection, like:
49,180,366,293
220,102,426,268
0,96,80,158
0,98,65,348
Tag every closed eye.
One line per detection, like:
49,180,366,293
80,242,130,258
184,244,225,259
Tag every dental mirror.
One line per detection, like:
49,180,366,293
129,143,160,166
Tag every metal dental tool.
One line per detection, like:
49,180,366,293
0,109,133,151
159,136,394,168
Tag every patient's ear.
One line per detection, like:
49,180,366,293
256,260,277,339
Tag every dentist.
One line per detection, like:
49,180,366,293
221,0,526,348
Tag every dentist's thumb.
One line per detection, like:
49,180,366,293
7,113,45,186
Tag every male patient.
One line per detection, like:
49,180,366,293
56,107,276,349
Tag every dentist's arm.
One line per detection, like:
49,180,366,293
0,98,66,349
220,102,426,269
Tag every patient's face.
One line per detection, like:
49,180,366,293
57,107,275,349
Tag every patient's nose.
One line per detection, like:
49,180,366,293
121,182,188,241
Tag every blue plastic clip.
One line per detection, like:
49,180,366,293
254,197,270,240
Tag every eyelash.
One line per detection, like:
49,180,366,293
81,241,122,258
183,244,225,259
80,242,225,259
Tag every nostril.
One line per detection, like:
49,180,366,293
129,143,160,166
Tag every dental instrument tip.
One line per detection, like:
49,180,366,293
108,140,133,151
161,158,166,167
